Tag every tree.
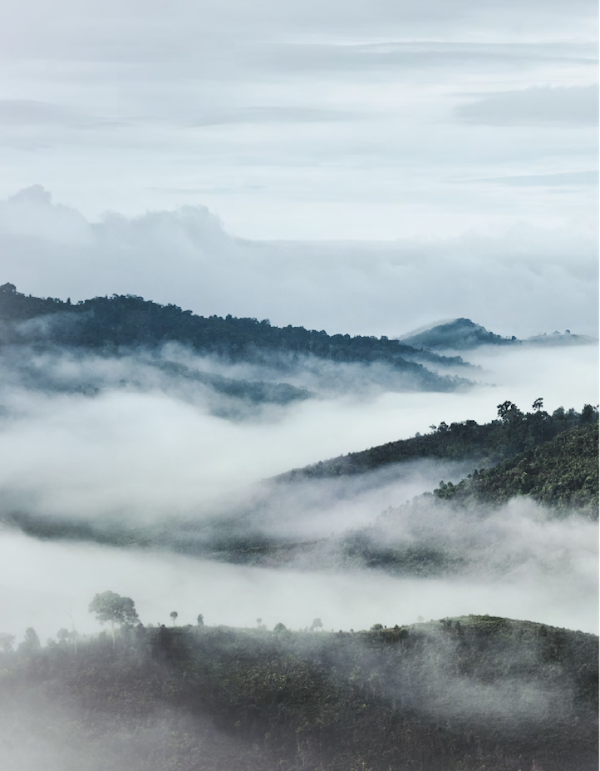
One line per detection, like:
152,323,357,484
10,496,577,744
497,400,522,422
196,614,204,627
19,627,41,653
170,611,178,627
89,591,139,643
0,632,15,653
310,618,323,631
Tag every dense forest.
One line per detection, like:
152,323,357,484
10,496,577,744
0,610,597,771
434,422,599,514
0,283,468,391
278,399,598,481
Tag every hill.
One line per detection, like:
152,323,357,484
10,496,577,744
400,318,516,350
278,400,597,482
0,616,597,771
0,283,469,393
400,318,595,351
435,423,599,514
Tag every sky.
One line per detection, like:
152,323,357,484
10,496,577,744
0,0,596,242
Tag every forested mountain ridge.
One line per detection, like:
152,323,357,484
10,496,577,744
1,615,597,771
0,283,469,390
278,400,598,482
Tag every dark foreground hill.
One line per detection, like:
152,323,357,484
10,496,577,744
0,616,597,771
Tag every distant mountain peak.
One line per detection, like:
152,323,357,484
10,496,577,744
399,318,514,351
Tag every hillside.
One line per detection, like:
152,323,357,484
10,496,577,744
400,318,516,350
0,616,597,771
435,423,599,514
278,400,597,482
0,283,469,392
1,401,596,568
400,318,595,351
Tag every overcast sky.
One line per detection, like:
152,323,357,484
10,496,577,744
0,0,597,332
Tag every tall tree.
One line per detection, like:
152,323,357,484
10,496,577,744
89,591,139,643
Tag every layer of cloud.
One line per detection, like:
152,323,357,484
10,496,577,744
0,0,596,239
0,187,597,338
456,85,599,126
481,169,598,187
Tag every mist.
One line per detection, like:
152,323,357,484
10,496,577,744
0,342,595,523
0,338,596,644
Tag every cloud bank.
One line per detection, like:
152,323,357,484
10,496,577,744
0,186,597,338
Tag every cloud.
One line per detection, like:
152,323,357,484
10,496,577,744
0,99,90,126
0,187,597,338
480,169,598,187
259,41,598,81
456,85,599,126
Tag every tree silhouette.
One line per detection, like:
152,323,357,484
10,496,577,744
0,633,15,653
89,591,139,643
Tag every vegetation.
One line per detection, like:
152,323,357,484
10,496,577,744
279,400,598,481
0,283,468,391
435,423,599,515
0,613,596,770
401,317,517,350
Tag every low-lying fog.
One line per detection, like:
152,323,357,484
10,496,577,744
0,342,597,641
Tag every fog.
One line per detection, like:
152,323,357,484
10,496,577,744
0,341,596,643
0,521,595,645
0,343,595,522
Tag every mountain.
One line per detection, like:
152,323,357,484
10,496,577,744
400,317,596,351
400,318,516,350
523,330,597,346
1,616,597,771
277,400,597,482
0,283,471,394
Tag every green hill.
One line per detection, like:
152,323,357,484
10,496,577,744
0,617,597,771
